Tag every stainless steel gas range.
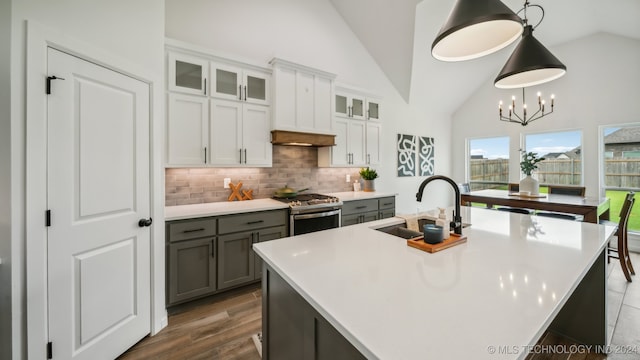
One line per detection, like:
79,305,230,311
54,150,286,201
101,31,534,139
273,193,342,236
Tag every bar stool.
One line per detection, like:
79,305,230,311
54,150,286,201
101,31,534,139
604,192,635,282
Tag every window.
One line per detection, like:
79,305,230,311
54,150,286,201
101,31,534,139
468,136,509,190
524,130,582,185
602,125,640,232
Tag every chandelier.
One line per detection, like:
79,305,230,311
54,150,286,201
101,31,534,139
499,88,554,126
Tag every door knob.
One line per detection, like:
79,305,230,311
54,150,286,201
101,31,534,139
138,218,153,227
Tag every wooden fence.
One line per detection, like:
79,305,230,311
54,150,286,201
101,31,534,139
470,158,640,188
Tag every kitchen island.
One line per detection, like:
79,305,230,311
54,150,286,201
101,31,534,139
253,206,616,359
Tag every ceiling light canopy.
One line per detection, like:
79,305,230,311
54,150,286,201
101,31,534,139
494,25,566,88
431,0,524,62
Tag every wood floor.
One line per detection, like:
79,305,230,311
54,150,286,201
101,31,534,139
120,253,640,359
118,282,262,360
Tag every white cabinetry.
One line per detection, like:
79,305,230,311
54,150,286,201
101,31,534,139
166,41,272,167
168,52,209,96
167,93,208,165
270,58,335,134
210,62,270,106
210,99,272,166
319,86,382,167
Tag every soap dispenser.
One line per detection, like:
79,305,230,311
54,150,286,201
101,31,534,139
435,208,449,239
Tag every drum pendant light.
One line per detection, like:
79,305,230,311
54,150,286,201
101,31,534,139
494,3,566,88
432,0,524,62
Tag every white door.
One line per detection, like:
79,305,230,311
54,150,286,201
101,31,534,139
331,118,349,166
47,48,151,360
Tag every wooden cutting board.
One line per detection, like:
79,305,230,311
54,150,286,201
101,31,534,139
407,233,467,253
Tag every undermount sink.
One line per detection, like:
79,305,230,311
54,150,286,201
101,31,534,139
376,218,471,241
375,223,422,240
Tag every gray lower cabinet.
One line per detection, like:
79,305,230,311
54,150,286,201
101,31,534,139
342,196,395,226
263,264,366,360
218,225,288,290
166,208,288,306
168,237,216,305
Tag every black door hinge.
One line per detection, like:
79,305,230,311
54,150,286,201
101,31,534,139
46,76,65,95
47,341,52,359
46,210,51,227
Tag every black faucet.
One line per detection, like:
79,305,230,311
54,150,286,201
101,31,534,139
415,175,463,235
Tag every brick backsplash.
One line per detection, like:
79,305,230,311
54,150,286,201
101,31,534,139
166,146,362,206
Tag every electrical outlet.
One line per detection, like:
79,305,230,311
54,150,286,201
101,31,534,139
346,174,351,183
224,178,231,189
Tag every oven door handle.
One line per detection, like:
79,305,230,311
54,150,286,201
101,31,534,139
293,209,341,220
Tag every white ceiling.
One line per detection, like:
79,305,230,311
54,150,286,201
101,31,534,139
330,0,640,104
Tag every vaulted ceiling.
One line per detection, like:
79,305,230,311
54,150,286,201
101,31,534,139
330,0,640,104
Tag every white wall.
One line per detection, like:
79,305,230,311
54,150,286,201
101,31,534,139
451,33,640,198
0,1,12,358
10,1,166,358
166,0,454,214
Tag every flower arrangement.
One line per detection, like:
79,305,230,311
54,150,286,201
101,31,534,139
359,167,378,180
520,150,545,176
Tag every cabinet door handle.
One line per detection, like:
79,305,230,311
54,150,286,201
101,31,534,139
348,106,352,117
211,238,215,257
244,148,247,164
247,220,264,225
367,109,369,119
239,85,242,100
244,85,247,101
204,78,207,95
367,154,370,164
183,228,205,233
204,147,207,164
239,149,243,164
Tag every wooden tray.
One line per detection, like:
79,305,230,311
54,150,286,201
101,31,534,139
407,233,467,253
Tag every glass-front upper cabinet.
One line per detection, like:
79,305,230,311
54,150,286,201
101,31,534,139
168,52,209,96
211,62,269,106
334,92,365,120
367,98,381,121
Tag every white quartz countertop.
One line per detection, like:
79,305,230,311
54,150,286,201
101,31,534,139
165,199,289,221
253,207,616,360
326,191,397,201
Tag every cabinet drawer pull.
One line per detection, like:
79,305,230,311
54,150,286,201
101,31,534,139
355,206,367,209
247,220,264,225
239,85,242,100
383,203,392,206
183,228,205,233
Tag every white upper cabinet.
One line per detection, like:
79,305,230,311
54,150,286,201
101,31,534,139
167,93,209,165
211,62,270,106
319,85,382,167
168,53,209,96
270,58,336,134
166,40,273,167
335,88,381,121
210,99,272,167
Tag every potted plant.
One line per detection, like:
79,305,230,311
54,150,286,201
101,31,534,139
359,167,378,192
519,150,545,195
